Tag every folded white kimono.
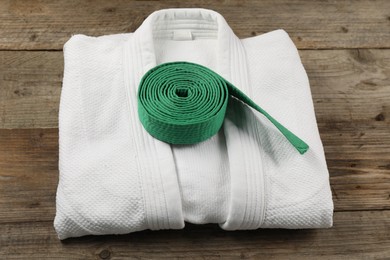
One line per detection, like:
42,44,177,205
55,8,333,239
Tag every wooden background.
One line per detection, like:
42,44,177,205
0,0,389,259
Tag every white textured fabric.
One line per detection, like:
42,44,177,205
55,8,333,239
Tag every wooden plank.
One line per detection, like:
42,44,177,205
0,0,389,50
0,128,389,224
0,51,62,129
1,49,389,129
0,129,58,223
1,211,390,259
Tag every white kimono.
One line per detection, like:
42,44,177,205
55,8,333,239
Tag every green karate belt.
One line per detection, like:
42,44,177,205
138,61,309,154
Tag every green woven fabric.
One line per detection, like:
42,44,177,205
138,61,309,154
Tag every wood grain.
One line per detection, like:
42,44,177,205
0,0,389,50
0,129,57,223
1,211,390,259
0,128,389,225
0,51,62,129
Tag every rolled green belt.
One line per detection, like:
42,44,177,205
138,61,309,154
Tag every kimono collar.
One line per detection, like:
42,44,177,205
130,8,250,94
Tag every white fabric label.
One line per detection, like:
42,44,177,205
173,30,193,41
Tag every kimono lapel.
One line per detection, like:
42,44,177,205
124,8,262,231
